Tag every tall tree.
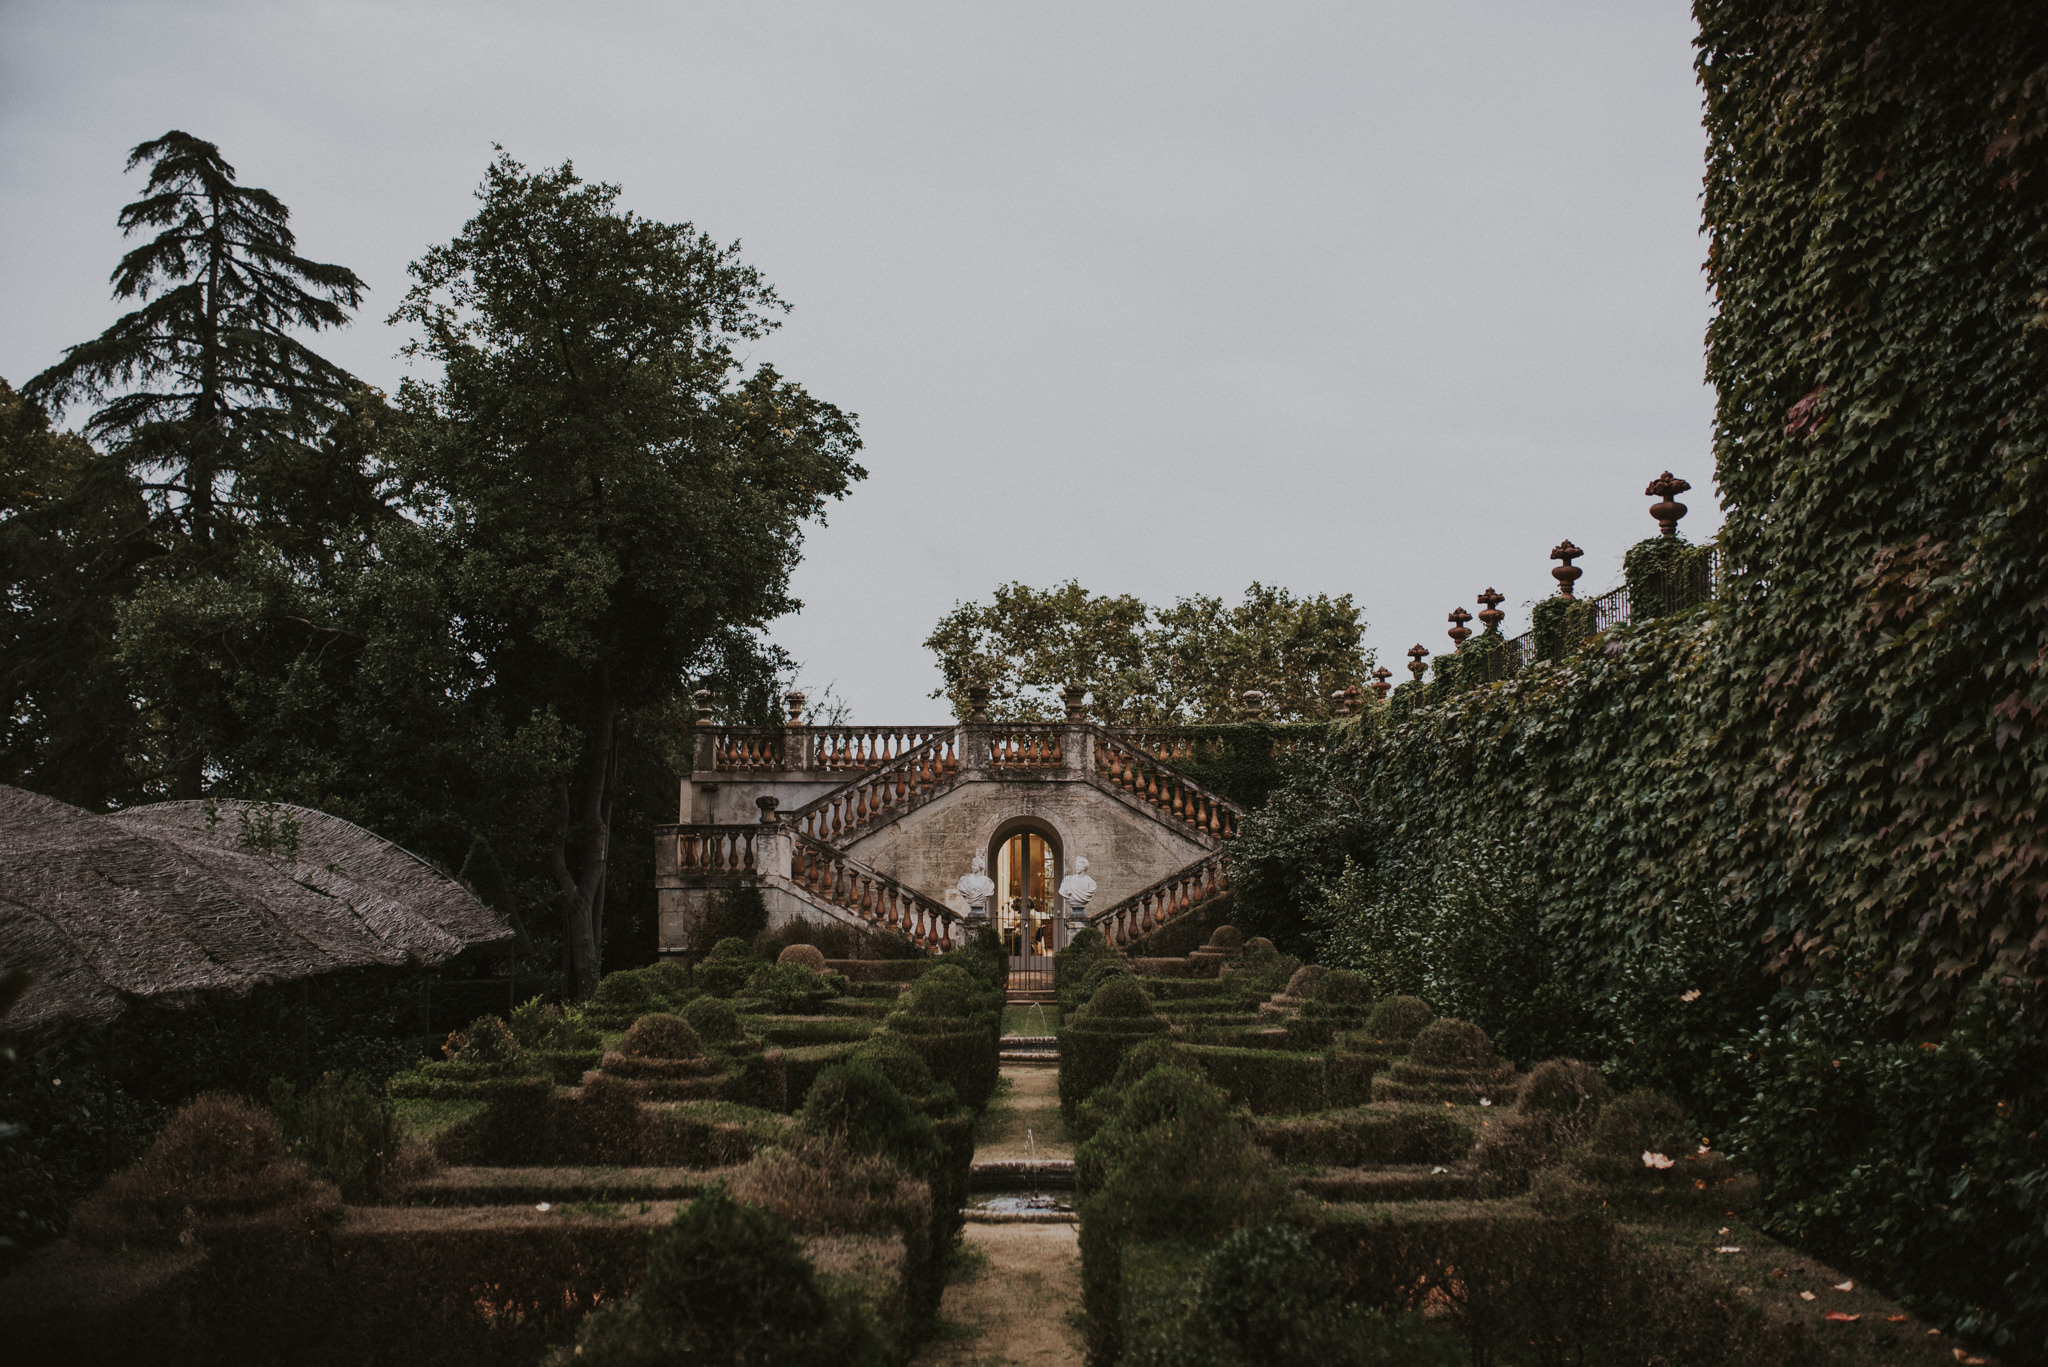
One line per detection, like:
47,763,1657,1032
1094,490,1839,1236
925,580,1371,723
392,154,865,995
23,131,369,796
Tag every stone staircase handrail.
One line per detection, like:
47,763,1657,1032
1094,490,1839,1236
1086,850,1231,949
789,831,962,951
786,730,961,844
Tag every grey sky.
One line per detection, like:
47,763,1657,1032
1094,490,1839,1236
1,0,1717,720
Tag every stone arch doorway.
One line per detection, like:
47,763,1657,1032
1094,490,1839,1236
988,817,1062,956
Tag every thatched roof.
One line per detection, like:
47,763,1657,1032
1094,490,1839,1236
0,786,512,1031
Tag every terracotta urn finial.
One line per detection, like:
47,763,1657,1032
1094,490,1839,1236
1406,644,1429,681
1646,471,1692,537
1241,689,1267,720
1476,587,1506,635
965,685,991,724
1370,666,1392,700
1447,606,1472,647
1549,541,1585,599
692,688,715,729
1062,683,1088,721
785,690,806,725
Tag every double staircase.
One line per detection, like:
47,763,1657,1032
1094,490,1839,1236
665,721,1249,954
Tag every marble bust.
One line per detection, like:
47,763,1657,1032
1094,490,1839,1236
956,854,995,916
1057,856,1097,912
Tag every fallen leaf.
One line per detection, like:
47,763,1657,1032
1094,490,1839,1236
1716,1246,1742,1254
1800,1291,1817,1302
1718,1227,1731,1236
1953,1350,1988,1365
1479,1097,1493,1106
535,1202,553,1212
1825,1312,1861,1323
1643,1151,1675,1169
1886,1315,1909,1323
1695,1179,1708,1189
1680,988,1702,1002
1834,1280,1854,1292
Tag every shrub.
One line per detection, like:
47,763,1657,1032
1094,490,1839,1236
69,1093,341,1250
699,884,770,949
899,963,982,1019
798,1063,943,1175
1575,1089,1691,1182
846,1037,937,1100
695,937,760,999
1082,977,1154,1019
1190,1223,1436,1367
509,997,601,1051
1362,995,1433,1044
1474,1059,1612,1193
1314,968,1371,1006
1409,1018,1499,1068
745,961,839,1014
683,996,747,1046
777,943,829,971
586,968,677,1027
546,1187,887,1367
267,1072,420,1203
442,1015,520,1065
621,1013,703,1060
1185,1045,1327,1115
1077,1065,1291,1364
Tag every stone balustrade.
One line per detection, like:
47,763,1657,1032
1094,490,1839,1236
1093,733,1239,840
790,834,958,951
711,728,784,770
673,824,761,876
811,725,953,772
1088,853,1230,948
789,732,959,842
987,724,1065,769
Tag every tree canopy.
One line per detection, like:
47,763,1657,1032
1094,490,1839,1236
924,580,1371,724
389,153,866,993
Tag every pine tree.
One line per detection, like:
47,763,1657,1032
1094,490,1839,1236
24,131,369,795
24,131,366,556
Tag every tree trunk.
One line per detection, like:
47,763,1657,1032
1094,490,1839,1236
550,682,618,998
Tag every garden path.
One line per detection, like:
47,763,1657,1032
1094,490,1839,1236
913,1061,1081,1367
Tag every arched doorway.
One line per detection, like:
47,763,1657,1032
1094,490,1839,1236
988,819,1062,958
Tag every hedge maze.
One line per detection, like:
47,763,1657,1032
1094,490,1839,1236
1058,925,1975,1367
0,934,1008,1365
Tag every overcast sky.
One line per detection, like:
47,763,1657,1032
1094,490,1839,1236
1,1,1717,719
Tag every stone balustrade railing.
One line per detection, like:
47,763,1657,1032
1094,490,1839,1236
788,732,959,843
987,724,1065,769
673,824,762,876
711,728,785,770
1093,732,1240,840
811,726,953,772
790,834,959,951
1087,852,1230,948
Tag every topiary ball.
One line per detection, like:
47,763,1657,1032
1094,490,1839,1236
621,1013,704,1060
1363,995,1434,1042
1586,1089,1690,1161
1064,926,1109,955
777,943,829,971
708,937,755,961
1313,968,1371,1006
1408,1018,1499,1068
445,1015,521,1064
1083,977,1155,1019
683,996,745,1045
1518,1059,1612,1117
905,963,981,1018
1206,925,1243,950
847,1037,936,1098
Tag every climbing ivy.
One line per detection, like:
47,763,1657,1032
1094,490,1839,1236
1229,5,2048,1351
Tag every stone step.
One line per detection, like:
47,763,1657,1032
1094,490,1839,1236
970,1158,1075,1190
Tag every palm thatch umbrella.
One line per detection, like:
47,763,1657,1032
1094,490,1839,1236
0,785,513,1031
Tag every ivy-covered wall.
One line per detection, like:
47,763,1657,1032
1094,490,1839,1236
1230,4,2048,1355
